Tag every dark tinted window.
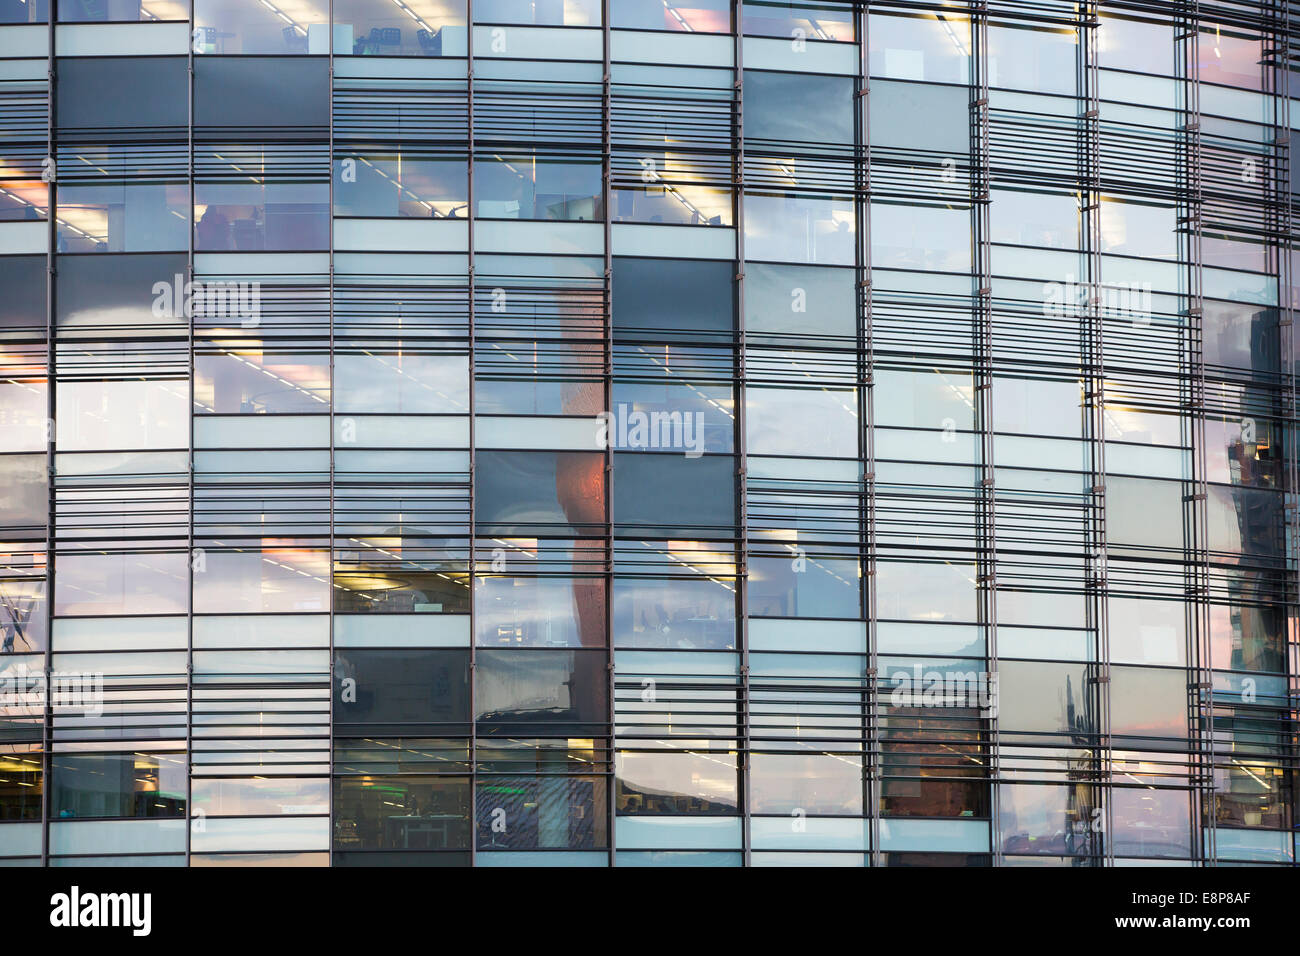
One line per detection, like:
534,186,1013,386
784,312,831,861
57,58,188,130
0,256,45,333
612,257,734,340
475,451,606,536
334,649,471,733
57,252,188,332
195,57,329,129
612,452,735,535
745,70,855,145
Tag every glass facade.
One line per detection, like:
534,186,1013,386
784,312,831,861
0,0,1297,868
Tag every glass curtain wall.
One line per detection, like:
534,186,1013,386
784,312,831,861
0,0,1295,867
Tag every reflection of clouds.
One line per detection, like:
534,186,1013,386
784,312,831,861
59,304,184,330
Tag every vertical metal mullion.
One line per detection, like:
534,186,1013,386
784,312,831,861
1178,0,1213,867
1078,0,1111,867
40,0,55,869
857,1,880,871
1278,0,1300,848
185,0,196,868
733,0,751,868
466,0,477,868
601,0,615,868
1262,0,1299,867
326,0,336,869
970,0,999,867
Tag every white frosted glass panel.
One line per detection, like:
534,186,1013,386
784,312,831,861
0,27,48,59
52,651,187,676
56,23,189,55
475,416,601,450
56,450,188,477
473,25,601,59
876,622,983,656
1202,85,1269,125
53,617,188,652
0,823,42,856
614,650,738,677
334,218,468,252
610,30,731,66
611,223,735,259
871,268,969,295
334,449,468,473
878,817,989,853
874,427,978,465
50,818,186,856
190,816,329,853
746,456,859,482
998,590,1086,629
51,854,184,866
1204,268,1276,305
1105,442,1188,479
193,615,329,649
0,221,46,255
1099,69,1176,109
0,60,45,81
749,816,868,851
476,851,607,866
990,245,1079,281
616,850,740,866
615,816,743,849
993,435,1087,471
193,649,329,675
997,627,1093,662
751,851,864,866
332,54,468,79
334,252,466,275
750,652,863,679
195,415,329,449
334,614,471,647
747,618,865,653
334,414,468,448
474,220,603,255
1100,254,1180,293
1109,597,1186,666
194,253,330,275
742,37,856,74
